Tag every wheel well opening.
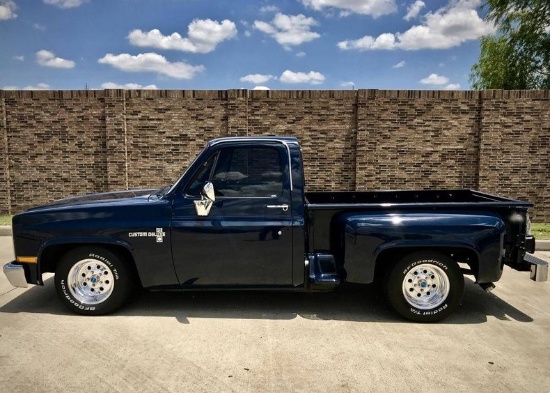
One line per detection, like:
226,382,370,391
40,244,143,288
40,244,75,274
374,247,479,281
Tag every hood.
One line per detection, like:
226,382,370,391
26,189,159,211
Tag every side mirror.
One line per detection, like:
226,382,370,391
194,182,215,216
202,182,215,202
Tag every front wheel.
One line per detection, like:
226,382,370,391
55,246,135,315
385,251,464,322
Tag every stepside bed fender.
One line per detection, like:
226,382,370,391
335,211,506,284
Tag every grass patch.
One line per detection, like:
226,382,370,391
0,215,12,226
532,223,550,239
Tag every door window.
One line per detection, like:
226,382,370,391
212,147,283,198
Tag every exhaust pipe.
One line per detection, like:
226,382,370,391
479,282,496,292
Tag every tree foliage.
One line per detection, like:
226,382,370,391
470,0,550,89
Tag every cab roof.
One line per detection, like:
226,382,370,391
208,136,299,147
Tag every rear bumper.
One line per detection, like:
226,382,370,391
3,262,29,288
525,235,535,254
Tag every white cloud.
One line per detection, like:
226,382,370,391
13,55,24,61
240,74,275,84
0,1,17,20
2,84,50,90
252,86,270,90
43,0,86,8
404,1,425,21
244,30,251,37
338,33,396,50
253,13,320,49
25,83,50,90
444,83,461,90
36,50,75,69
33,23,46,31
301,0,397,18
260,5,279,13
101,82,158,90
296,51,306,57
392,60,405,68
98,52,205,80
128,19,237,54
419,73,449,85
338,0,494,51
340,81,355,88
279,70,325,85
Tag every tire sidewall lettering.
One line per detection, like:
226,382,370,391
402,259,449,275
88,253,119,280
410,303,448,316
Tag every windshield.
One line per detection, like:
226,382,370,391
164,146,208,196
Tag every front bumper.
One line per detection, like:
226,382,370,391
3,262,29,288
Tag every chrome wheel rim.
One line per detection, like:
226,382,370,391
402,263,450,310
67,259,115,305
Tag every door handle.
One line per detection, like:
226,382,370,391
266,204,289,212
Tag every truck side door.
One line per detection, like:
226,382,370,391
171,142,294,286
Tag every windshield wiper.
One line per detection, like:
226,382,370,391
153,185,171,198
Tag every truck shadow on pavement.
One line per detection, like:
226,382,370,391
0,277,533,324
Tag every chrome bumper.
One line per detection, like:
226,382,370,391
3,262,29,288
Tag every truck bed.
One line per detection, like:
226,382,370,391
304,189,534,259
305,189,532,209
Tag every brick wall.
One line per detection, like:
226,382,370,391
0,89,548,221
479,90,550,223
356,90,481,191
2,91,107,214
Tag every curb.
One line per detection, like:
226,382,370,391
0,225,549,250
537,239,550,251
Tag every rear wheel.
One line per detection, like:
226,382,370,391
55,246,134,315
385,251,464,322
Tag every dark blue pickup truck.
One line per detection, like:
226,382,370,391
3,137,543,321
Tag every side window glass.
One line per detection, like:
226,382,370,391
212,147,283,197
185,153,216,196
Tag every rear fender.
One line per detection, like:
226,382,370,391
335,211,505,284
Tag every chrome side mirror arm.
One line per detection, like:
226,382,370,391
194,182,215,216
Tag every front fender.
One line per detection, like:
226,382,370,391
336,210,505,284
34,237,136,285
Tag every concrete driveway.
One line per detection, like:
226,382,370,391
1,236,549,392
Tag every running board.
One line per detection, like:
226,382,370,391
307,253,340,289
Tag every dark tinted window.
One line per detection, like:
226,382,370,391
212,147,283,197
185,153,217,196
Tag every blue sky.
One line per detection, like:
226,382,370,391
0,0,494,90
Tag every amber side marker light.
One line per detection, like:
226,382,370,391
16,256,37,264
